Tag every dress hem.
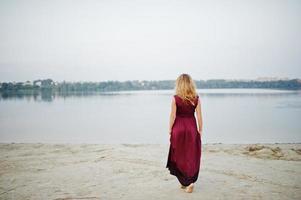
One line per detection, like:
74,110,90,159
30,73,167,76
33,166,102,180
165,143,200,186
166,160,199,187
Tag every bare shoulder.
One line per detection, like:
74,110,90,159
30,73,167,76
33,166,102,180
172,95,176,103
171,95,177,107
195,95,201,108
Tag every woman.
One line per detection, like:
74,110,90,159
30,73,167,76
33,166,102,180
166,73,203,193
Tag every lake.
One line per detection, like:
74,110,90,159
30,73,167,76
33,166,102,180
0,89,300,144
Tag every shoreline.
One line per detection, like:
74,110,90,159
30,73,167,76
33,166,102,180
1,143,300,199
1,142,301,144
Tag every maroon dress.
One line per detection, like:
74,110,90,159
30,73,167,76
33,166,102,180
166,94,202,186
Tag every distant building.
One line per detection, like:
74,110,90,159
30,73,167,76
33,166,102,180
24,81,32,86
34,80,42,86
256,77,290,81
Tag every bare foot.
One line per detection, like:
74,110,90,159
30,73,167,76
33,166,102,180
184,183,194,193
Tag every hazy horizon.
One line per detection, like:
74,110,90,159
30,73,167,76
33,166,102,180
0,76,300,83
0,0,300,82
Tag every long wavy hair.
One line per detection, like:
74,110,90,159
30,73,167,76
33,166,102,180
175,73,198,106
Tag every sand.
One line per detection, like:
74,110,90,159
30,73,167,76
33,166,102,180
0,143,301,200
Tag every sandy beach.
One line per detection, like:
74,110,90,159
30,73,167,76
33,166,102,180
0,143,300,200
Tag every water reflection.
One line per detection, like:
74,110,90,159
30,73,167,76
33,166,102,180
0,89,299,102
0,90,122,102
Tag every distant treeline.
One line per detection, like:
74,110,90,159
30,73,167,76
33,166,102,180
0,78,301,92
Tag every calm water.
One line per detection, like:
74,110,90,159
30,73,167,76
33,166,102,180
0,89,300,144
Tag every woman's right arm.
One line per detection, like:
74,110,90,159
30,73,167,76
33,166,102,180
195,98,203,136
169,97,177,135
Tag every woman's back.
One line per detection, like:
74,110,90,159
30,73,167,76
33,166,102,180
174,95,199,118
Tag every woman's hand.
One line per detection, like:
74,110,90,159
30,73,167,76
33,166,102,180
197,130,203,137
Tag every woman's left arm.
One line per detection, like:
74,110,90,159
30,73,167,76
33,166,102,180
169,97,177,135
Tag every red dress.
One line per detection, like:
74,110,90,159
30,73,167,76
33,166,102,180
166,94,202,186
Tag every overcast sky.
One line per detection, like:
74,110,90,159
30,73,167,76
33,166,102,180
0,0,300,82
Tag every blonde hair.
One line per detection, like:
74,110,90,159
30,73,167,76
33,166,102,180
175,73,198,105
